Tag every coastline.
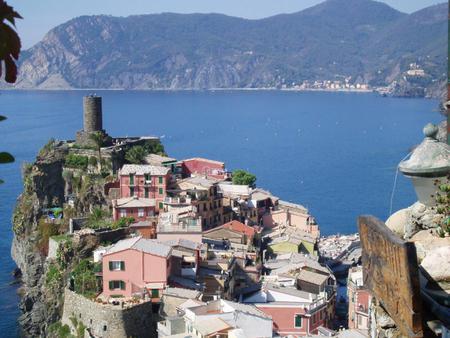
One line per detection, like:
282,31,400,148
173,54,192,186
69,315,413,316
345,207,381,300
0,86,374,93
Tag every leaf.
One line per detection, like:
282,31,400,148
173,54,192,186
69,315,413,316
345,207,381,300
0,151,14,163
4,54,17,83
4,24,20,59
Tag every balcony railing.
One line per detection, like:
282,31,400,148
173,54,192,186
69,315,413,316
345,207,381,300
164,197,192,205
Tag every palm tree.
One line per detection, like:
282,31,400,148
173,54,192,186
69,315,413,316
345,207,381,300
0,1,22,184
89,131,104,172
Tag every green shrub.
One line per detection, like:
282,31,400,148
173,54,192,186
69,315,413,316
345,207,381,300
65,154,88,169
72,259,99,298
144,140,166,155
125,145,147,164
46,263,62,287
88,156,98,167
112,217,135,229
232,169,257,187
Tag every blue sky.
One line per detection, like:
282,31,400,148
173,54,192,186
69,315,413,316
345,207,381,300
8,0,445,48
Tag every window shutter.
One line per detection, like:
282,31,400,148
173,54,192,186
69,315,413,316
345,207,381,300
109,281,113,290
120,281,125,290
109,261,113,271
121,261,125,271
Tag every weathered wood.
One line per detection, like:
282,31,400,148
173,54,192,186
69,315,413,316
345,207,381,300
358,215,423,337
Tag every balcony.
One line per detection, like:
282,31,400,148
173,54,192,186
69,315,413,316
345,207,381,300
164,196,192,205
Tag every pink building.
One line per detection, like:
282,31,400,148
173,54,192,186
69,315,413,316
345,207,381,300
112,196,156,221
181,157,228,179
243,283,331,336
263,200,320,238
102,237,172,299
101,237,202,300
347,267,371,330
114,164,170,219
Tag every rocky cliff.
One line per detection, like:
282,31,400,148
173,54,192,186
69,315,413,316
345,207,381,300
11,140,109,336
4,0,447,97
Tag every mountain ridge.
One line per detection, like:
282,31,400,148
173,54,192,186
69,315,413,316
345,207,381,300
5,0,447,96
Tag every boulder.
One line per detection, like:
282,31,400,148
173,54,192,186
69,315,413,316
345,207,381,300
421,246,450,283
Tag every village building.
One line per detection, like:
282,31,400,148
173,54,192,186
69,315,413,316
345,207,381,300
242,280,334,336
172,176,225,230
100,236,202,300
129,219,157,238
116,163,170,211
181,157,229,180
250,188,279,220
347,266,371,331
157,207,203,243
112,196,156,221
262,200,320,238
253,252,336,335
218,183,257,225
265,228,318,256
159,298,273,338
202,220,259,251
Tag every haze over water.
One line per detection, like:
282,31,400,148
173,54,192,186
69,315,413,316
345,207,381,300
0,90,441,335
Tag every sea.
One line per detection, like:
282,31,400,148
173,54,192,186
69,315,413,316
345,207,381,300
0,90,441,336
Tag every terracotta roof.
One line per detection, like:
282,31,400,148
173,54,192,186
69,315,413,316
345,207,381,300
222,220,256,238
120,164,170,176
182,157,225,166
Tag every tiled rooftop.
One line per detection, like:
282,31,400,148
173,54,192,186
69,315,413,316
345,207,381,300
115,197,156,208
120,164,170,176
105,237,171,258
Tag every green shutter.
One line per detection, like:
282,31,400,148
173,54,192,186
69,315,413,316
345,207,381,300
120,261,125,271
159,187,163,195
120,281,126,290
159,176,163,184
159,202,163,209
109,281,113,290
109,262,113,271
151,289,159,298
295,315,302,328
145,188,149,198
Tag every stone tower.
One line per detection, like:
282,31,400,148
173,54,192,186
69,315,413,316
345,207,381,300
76,95,109,147
83,95,103,133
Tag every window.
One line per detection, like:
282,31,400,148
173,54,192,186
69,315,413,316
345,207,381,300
151,289,159,298
158,176,163,184
130,187,135,196
120,209,127,217
138,208,145,217
159,202,163,209
159,187,164,195
148,209,154,217
129,174,134,185
109,261,125,271
144,187,149,198
108,280,125,290
294,314,302,328
144,174,150,182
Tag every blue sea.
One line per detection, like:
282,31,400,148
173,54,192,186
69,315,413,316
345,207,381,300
0,90,441,335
